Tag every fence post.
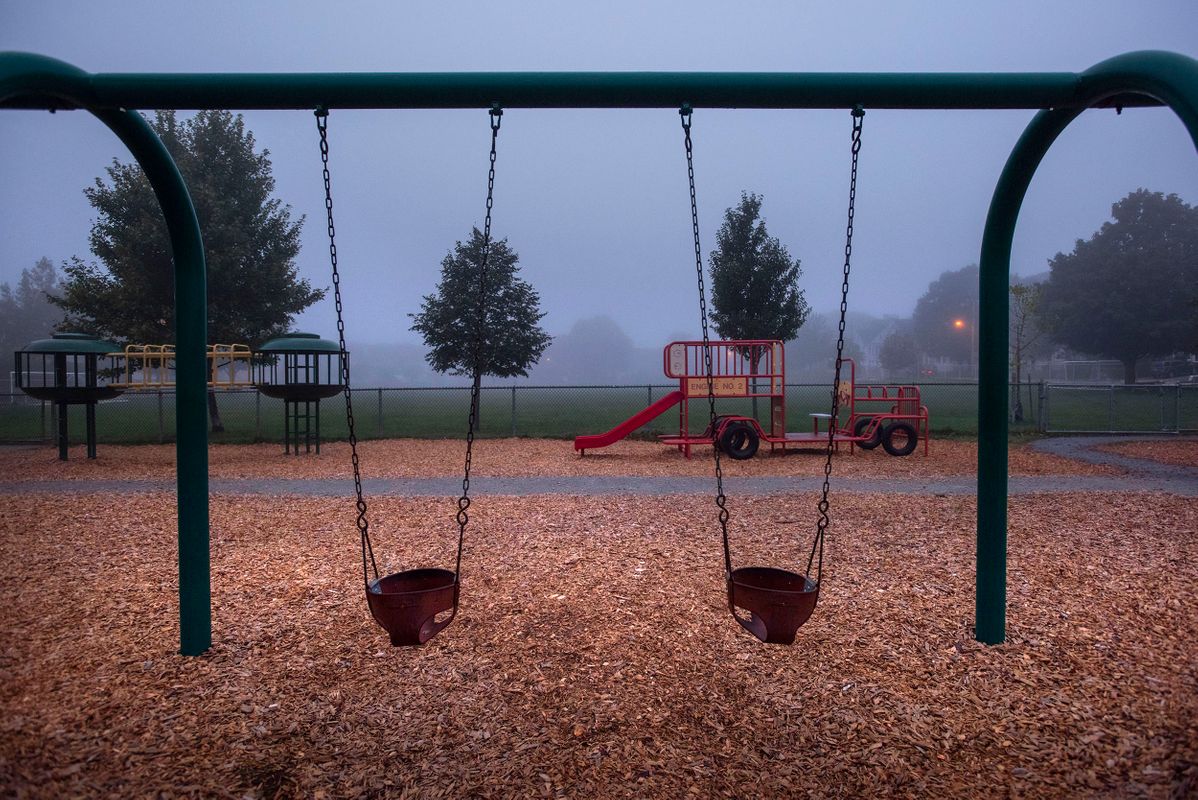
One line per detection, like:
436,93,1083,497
157,389,165,444
1038,383,1047,433
1177,385,1182,433
511,385,517,437
647,385,652,407
254,390,261,441
1108,385,1115,432
378,388,383,437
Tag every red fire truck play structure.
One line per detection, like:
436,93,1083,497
573,339,929,459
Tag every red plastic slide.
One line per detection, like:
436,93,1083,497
573,390,685,451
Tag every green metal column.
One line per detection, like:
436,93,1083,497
1,52,212,656
976,50,1198,644
96,109,210,655
976,107,1078,644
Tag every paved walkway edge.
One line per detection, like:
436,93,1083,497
2,437,1194,497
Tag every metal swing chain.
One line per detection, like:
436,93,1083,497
455,105,503,578
808,105,865,585
679,105,733,577
316,108,379,590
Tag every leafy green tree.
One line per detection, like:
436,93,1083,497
708,193,809,416
2,257,63,388
51,110,321,430
410,228,551,381
1041,189,1198,384
911,264,978,366
709,192,809,354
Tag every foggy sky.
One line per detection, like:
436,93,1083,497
2,1,1196,350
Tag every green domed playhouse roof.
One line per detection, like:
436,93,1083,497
21,332,120,354
257,332,341,353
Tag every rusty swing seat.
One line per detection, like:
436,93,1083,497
367,568,460,646
727,566,819,645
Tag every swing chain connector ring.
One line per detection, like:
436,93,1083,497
851,106,864,152
489,103,503,130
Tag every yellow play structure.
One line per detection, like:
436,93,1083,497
107,343,254,390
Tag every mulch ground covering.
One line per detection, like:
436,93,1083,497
0,437,1118,482
1,487,1195,798
1097,439,1198,469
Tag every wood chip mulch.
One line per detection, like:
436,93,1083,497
1096,439,1198,468
0,437,1118,482
1,491,1194,798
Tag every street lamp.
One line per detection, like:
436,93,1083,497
953,318,976,378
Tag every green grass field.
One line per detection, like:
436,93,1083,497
3,382,1192,446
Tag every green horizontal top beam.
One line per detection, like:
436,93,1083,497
1,50,1182,112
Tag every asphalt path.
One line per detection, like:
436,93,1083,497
0,436,1194,497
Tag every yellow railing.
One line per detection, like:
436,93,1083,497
208,343,254,388
108,343,254,389
108,344,174,389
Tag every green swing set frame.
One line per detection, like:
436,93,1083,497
2,49,1195,655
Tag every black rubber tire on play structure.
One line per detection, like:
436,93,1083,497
881,421,919,457
704,414,730,439
719,421,760,460
852,416,882,450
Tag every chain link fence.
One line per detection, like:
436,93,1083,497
1042,383,1198,433
0,382,1065,446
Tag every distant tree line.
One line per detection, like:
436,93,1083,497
9,112,1193,405
1,257,63,389
870,189,1197,385
1041,190,1197,384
